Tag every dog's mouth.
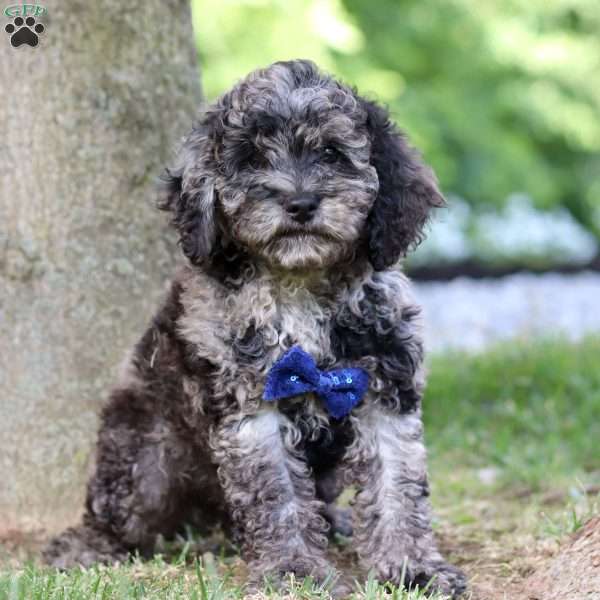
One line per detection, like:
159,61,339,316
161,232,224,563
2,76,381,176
274,228,336,242
257,224,350,269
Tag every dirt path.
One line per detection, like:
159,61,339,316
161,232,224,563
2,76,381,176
520,517,600,600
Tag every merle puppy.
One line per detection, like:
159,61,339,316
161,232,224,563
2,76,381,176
44,59,466,597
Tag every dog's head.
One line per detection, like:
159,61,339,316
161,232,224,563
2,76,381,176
160,60,444,271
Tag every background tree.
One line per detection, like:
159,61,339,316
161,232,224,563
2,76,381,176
0,0,200,530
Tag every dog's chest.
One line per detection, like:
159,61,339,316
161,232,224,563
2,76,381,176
180,273,338,405
230,280,336,369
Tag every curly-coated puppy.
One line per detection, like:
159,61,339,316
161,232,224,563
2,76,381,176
44,59,466,597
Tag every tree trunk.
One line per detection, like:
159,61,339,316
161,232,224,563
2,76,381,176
0,0,201,532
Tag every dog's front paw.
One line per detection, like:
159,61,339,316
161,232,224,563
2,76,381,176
407,562,467,599
247,557,341,596
376,559,466,599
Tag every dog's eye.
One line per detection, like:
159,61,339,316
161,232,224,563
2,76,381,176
322,145,342,164
236,140,269,170
243,149,269,170
248,152,269,170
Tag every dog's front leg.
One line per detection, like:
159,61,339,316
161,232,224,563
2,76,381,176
347,408,466,598
210,409,335,589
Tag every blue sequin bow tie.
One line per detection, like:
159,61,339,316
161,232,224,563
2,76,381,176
263,346,369,419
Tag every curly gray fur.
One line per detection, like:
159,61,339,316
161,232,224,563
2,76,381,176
43,60,466,598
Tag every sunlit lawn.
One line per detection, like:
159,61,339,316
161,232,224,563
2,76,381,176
2,337,599,599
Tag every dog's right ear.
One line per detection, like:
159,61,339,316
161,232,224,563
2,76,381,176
158,124,218,265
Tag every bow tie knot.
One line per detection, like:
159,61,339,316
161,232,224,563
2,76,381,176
263,346,369,419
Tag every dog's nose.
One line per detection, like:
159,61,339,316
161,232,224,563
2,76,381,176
286,194,320,224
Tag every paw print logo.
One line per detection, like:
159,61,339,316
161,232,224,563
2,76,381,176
5,16,45,48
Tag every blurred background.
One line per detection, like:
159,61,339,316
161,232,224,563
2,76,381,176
193,0,600,274
1,2,599,597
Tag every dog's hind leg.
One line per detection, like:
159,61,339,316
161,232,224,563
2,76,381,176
42,524,128,570
210,409,336,590
43,386,220,568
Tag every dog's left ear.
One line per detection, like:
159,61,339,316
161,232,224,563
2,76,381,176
361,99,445,271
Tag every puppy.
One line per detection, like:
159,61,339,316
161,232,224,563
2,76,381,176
43,59,466,597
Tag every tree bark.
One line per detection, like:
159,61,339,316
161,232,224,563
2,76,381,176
0,0,201,531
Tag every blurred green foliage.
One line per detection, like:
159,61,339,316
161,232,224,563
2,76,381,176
192,0,600,234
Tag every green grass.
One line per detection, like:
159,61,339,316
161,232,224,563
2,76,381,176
2,336,600,599
539,481,600,538
0,559,448,600
425,336,600,488
0,557,237,600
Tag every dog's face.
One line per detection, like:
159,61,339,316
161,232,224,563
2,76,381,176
161,60,444,272
213,66,378,270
